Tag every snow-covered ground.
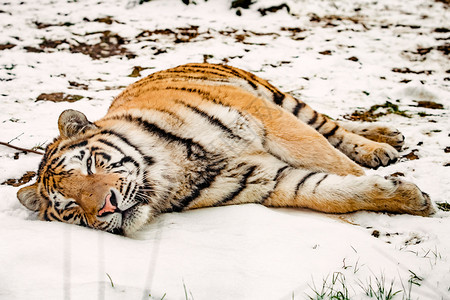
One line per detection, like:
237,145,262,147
0,0,449,299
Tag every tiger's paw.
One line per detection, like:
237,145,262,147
340,122,405,151
357,125,405,151
350,141,400,169
387,177,436,217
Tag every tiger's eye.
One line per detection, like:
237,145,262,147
87,157,93,175
110,161,123,168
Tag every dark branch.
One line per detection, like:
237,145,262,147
0,141,44,155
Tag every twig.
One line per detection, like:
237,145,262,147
8,132,24,144
0,141,44,155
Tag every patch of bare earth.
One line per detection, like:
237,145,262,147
0,43,16,50
36,93,83,103
343,101,410,122
1,171,36,187
24,31,135,59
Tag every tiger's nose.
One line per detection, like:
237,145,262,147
97,191,119,217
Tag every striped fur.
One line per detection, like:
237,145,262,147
17,63,434,236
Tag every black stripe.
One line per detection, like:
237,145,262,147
119,155,140,169
136,180,156,203
166,68,230,78
273,92,285,106
98,222,109,231
221,65,259,89
254,79,285,106
214,165,257,206
129,187,139,205
46,145,58,159
185,63,237,76
49,200,60,212
97,138,126,154
243,69,286,104
49,157,60,168
63,201,76,210
53,157,66,169
315,119,327,131
258,190,274,205
123,183,134,203
44,210,52,221
113,115,208,160
295,172,317,195
334,138,343,149
323,124,339,138
38,145,58,177
313,174,328,194
272,165,290,190
293,102,306,116
155,73,223,83
158,108,186,123
190,63,245,78
74,150,86,161
119,180,125,194
98,130,145,158
42,211,50,221
39,189,50,210
178,102,241,140
307,111,318,125
95,152,112,162
173,159,227,211
97,131,146,178
163,86,232,109
86,153,93,175
48,211,62,221
260,165,290,204
65,140,88,151
144,156,155,165
62,211,75,221
185,63,246,82
274,165,289,181
79,215,88,227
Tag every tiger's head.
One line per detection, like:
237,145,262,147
17,109,168,236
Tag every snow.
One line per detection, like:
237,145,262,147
0,0,449,299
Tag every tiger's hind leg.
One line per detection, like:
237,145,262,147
243,101,365,176
262,166,435,217
228,69,403,169
276,94,401,168
262,116,366,177
171,64,402,169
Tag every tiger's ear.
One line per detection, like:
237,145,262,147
17,183,41,212
58,109,97,139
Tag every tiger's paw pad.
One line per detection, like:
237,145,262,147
353,142,400,169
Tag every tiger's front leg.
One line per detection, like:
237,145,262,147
262,166,435,217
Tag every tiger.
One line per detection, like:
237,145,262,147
17,63,435,236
